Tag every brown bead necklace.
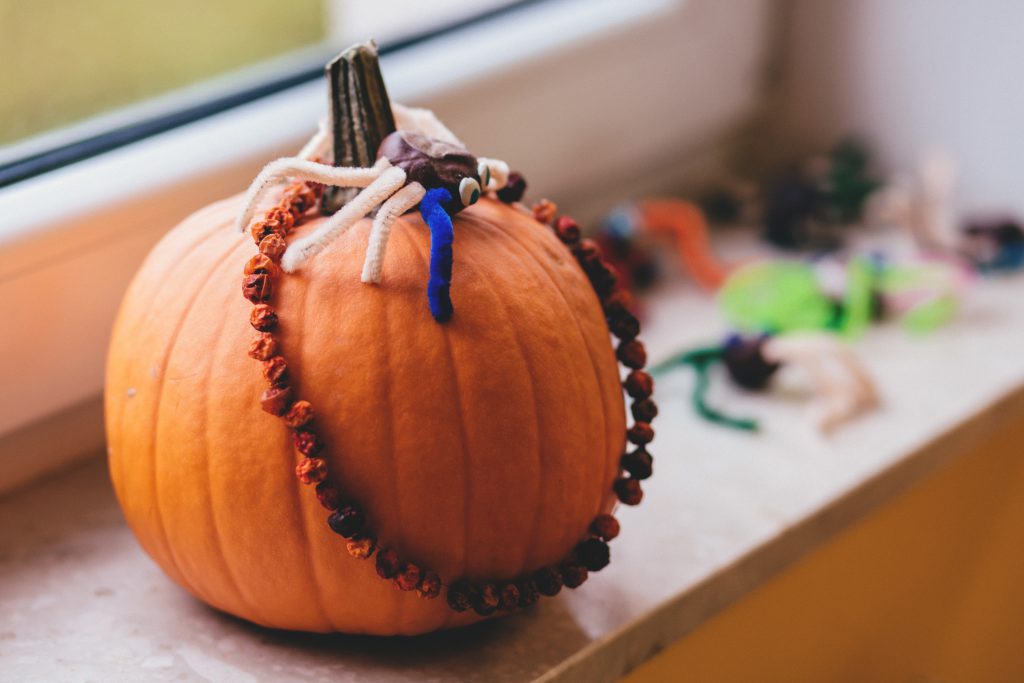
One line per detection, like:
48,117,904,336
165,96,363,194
240,172,657,616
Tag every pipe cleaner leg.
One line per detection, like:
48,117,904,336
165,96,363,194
419,188,455,322
281,166,407,272
361,182,426,284
235,157,391,233
763,332,878,432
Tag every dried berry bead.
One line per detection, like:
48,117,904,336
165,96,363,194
617,340,647,369
244,253,279,277
295,457,327,485
554,216,581,245
631,398,659,423
517,579,540,608
375,548,401,579
395,563,422,592
496,172,526,203
260,385,292,416
259,233,287,263
315,481,342,510
560,561,589,589
573,238,601,265
472,583,500,617
533,566,563,597
250,221,277,244
296,185,318,211
585,259,618,298
248,333,277,361
346,533,377,559
623,370,654,399
307,181,325,198
532,199,557,225
328,506,365,538
447,580,473,612
621,448,653,480
249,304,278,332
262,356,288,387
292,430,323,456
575,538,610,572
608,307,640,341
614,477,644,506
498,583,521,611
590,513,620,541
284,400,314,429
242,273,272,304
603,289,634,316
264,205,295,232
417,571,442,599
627,422,654,446
284,184,317,214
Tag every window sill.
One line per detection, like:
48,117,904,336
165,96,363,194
4,231,1024,681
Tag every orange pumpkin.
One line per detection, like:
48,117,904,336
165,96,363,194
105,191,628,634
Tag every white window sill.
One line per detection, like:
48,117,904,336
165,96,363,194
4,230,1024,681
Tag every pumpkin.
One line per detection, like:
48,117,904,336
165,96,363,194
105,192,629,634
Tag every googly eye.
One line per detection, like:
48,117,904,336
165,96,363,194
459,177,481,206
477,161,491,190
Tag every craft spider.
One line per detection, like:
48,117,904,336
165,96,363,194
236,104,511,322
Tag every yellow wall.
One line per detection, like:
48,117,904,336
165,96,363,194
625,417,1024,682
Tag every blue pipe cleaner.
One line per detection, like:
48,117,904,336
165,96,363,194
419,187,455,322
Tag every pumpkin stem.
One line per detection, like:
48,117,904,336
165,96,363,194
322,41,397,214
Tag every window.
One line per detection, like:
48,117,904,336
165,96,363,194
0,0,528,185
0,1,325,150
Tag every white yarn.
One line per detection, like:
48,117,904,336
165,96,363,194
235,157,389,233
360,181,426,284
762,333,878,433
281,166,407,273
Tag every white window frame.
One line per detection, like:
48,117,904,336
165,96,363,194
0,0,772,493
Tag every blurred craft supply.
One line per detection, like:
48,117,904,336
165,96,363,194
600,199,731,293
867,149,959,253
722,138,881,250
961,218,1024,272
651,332,877,434
762,332,878,433
868,149,1024,274
762,139,881,249
719,253,965,337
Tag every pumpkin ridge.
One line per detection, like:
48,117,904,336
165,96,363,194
148,232,246,606
472,218,565,574
495,214,617,519
398,224,474,587
381,229,408,631
278,272,338,632
475,229,545,576
199,249,259,617
110,212,230,532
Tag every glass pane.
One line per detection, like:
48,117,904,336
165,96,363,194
0,0,526,159
0,0,326,148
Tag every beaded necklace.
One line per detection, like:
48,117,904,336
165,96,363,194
240,174,657,616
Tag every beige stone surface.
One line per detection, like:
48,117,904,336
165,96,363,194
3,255,1023,682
